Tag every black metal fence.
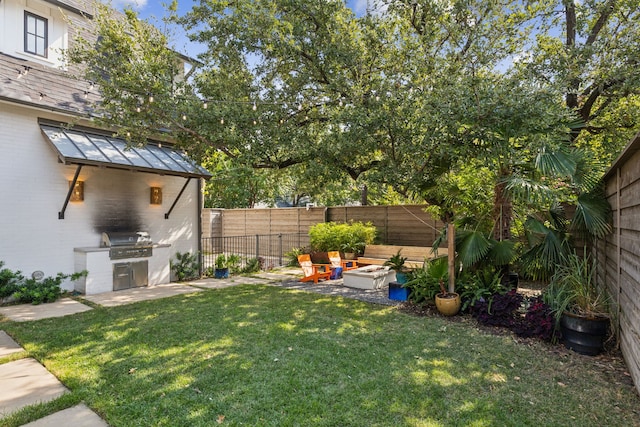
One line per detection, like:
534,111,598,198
201,233,310,272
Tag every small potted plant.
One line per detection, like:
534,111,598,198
435,280,461,316
430,256,460,316
214,254,240,279
383,250,409,284
340,240,365,260
544,252,611,355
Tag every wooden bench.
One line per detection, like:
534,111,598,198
356,244,440,269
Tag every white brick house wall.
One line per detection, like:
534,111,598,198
0,0,207,293
0,103,202,291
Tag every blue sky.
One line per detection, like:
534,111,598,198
111,0,373,56
112,0,371,17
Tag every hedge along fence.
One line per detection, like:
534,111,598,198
203,205,446,249
597,130,640,396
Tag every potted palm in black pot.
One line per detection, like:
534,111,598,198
544,252,611,355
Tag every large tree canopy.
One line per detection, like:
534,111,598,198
66,0,640,212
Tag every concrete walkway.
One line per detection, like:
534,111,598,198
0,332,107,425
82,282,205,307
0,298,93,322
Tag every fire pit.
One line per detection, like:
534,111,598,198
342,265,396,290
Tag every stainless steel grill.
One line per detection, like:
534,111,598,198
101,231,153,260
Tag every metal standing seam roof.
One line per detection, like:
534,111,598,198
40,123,212,179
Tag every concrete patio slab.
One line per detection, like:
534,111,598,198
21,403,109,427
82,283,204,307
0,298,93,322
252,271,301,281
0,358,68,418
185,276,268,289
0,331,23,357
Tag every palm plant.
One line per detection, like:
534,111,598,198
440,116,611,283
519,150,612,281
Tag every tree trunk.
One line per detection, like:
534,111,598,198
447,222,456,294
492,176,512,242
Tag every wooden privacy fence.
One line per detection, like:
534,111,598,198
203,204,446,248
596,130,640,395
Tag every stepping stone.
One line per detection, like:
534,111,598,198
0,331,23,357
21,403,109,427
0,358,68,418
0,298,92,322
253,272,299,281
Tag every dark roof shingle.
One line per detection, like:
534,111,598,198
0,52,100,116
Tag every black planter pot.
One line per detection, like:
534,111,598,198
560,312,610,356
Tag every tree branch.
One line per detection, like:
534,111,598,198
585,0,616,46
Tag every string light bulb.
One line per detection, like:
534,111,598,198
136,105,141,113
203,101,208,109
148,94,154,103
220,118,224,125
182,114,187,121
88,81,94,90
252,102,257,111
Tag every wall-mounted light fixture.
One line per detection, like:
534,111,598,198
69,181,84,202
150,187,162,205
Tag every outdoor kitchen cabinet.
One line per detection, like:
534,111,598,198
74,244,171,295
113,261,148,290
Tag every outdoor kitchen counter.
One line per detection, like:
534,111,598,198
73,244,170,253
74,244,171,295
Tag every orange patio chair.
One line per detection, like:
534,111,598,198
297,254,332,283
328,251,358,271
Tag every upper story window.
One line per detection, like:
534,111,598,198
24,11,48,58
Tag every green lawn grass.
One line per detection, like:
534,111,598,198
1,284,639,426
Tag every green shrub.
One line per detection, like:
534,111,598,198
308,221,376,254
12,271,86,305
405,257,448,304
284,247,307,266
171,252,201,281
241,257,262,274
1,261,86,305
457,266,505,312
0,261,23,299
